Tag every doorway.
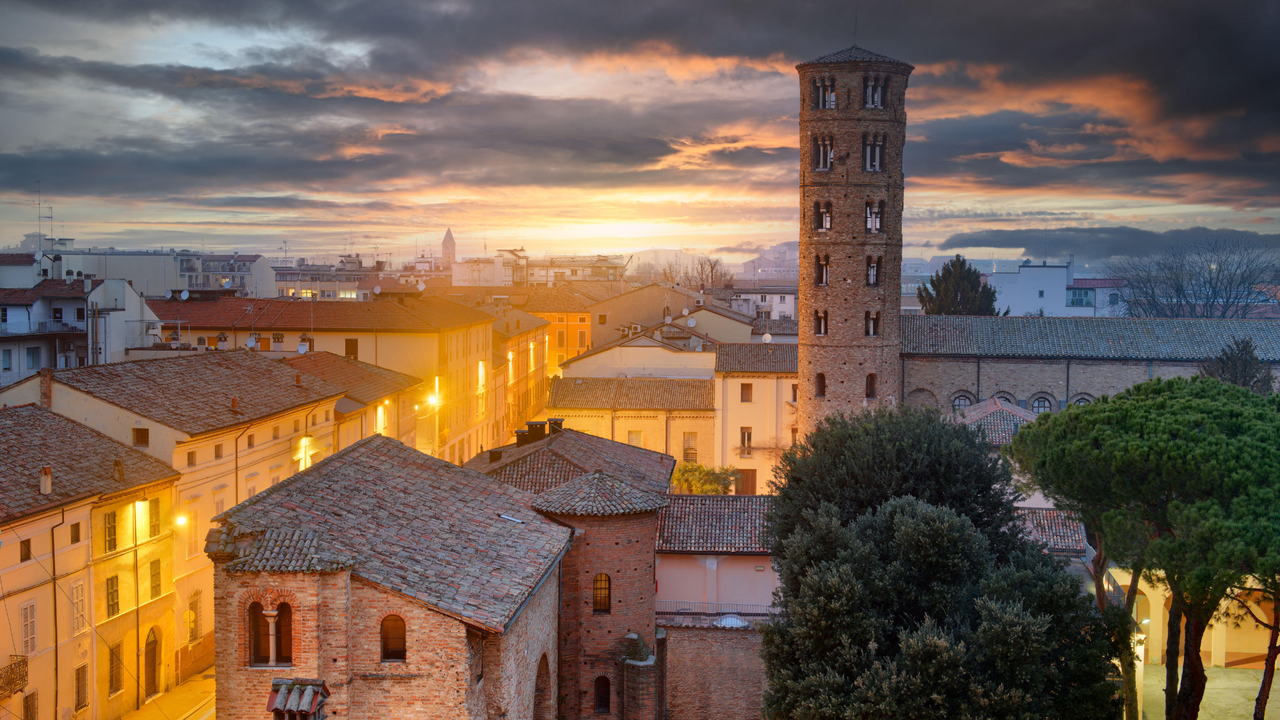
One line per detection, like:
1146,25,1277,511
144,628,159,697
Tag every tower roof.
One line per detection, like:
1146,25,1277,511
801,44,912,68
532,470,668,517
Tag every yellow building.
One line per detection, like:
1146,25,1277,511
281,351,424,451
545,376,715,464
712,344,799,495
0,352,345,685
474,305,549,446
0,405,181,720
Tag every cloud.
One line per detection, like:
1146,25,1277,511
939,226,1280,265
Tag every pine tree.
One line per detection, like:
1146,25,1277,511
917,254,1008,316
1199,337,1273,395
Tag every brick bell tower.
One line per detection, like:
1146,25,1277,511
797,45,913,435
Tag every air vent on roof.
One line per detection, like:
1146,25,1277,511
499,514,525,524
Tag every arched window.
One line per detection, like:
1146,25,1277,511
276,603,292,665
814,311,827,336
594,676,611,713
381,615,406,662
1074,396,1092,406
866,373,877,398
864,311,880,337
863,75,874,108
593,574,611,615
881,77,891,107
866,201,882,233
953,395,972,411
813,136,833,170
815,373,826,398
866,257,879,286
820,202,832,230
812,201,822,230
1031,397,1053,414
816,254,830,286
863,134,883,171
249,602,269,665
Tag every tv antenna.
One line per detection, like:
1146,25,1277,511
278,239,291,266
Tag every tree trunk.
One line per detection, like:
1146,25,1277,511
1122,565,1143,720
1172,613,1210,720
1256,604,1279,720
1167,603,1182,720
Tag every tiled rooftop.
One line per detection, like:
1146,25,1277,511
901,315,1280,360
0,254,36,267
955,398,1038,446
715,343,798,374
207,435,571,633
0,405,179,523
464,427,674,496
751,317,800,336
147,295,492,333
0,278,102,305
281,351,422,406
424,285,608,314
802,44,912,67
1017,508,1087,556
548,377,714,410
657,495,773,555
474,305,550,339
532,471,668,517
50,350,344,436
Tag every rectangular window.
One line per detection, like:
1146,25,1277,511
682,432,697,463
736,469,758,496
149,497,160,537
187,591,202,644
597,314,607,325
627,430,643,448
247,433,255,449
0,308,6,322
106,575,120,618
273,425,280,440
104,511,117,552
72,581,86,634
325,409,331,422
22,690,35,720
1109,293,1120,306
344,338,359,359
109,643,124,694
556,330,566,348
2,349,10,372
187,508,200,557
53,307,63,321
26,347,40,370
20,603,36,654
739,427,753,457
791,383,799,403
293,419,301,433
74,665,88,709
214,443,224,459
577,330,586,347
1038,290,1045,298
19,539,31,563
150,559,161,600
186,450,196,467
69,522,80,544
132,427,149,447
215,498,225,516
76,308,85,321
740,383,753,402
247,486,257,498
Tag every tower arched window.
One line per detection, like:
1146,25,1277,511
249,602,268,665
381,615,406,662
867,257,879,286
820,202,832,231
866,201,883,233
863,75,873,108
594,676,611,713
814,78,836,110
816,254,830,286
593,574,611,615
866,373,877,398
813,136,833,170
815,310,828,336
881,77,891,108
276,603,292,665
864,311,881,337
863,134,883,172
815,373,826,398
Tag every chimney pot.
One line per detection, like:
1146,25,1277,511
489,449,503,463
295,372,302,387
39,466,52,495
548,418,564,433
514,429,530,447
527,421,547,441
231,396,239,410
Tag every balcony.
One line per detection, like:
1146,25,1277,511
0,320,86,337
0,655,27,696
655,601,778,628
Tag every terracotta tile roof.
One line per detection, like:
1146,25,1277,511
657,495,772,555
0,254,36,267
803,44,912,67
562,282,627,305
532,471,668,516
207,435,570,633
464,427,674,496
548,377,714,410
0,405,179,523
423,285,595,314
0,278,101,305
474,305,550,339
281,351,422,406
955,398,1037,446
901,315,1280,361
50,350,344,436
147,295,492,333
1017,508,1087,556
560,322,714,368
752,317,800,336
715,343,798,374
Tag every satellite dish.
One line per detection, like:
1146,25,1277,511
164,290,173,299
681,308,689,316
664,316,673,324
373,285,382,295
297,342,308,354
416,282,426,292
245,337,257,349
179,290,189,301
687,318,697,328
763,333,773,344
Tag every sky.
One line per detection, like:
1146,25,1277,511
0,0,1277,270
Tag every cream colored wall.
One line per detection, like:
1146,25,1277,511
655,554,777,607
563,344,715,379
546,408,715,458
685,308,752,343
714,373,799,492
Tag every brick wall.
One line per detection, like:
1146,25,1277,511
661,626,764,720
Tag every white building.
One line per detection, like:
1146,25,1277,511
985,258,1126,317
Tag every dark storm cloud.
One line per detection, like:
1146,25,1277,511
940,226,1280,265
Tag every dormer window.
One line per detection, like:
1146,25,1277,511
863,134,884,172
866,201,884,233
813,136,834,170
816,255,830,286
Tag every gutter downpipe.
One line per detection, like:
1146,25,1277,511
133,499,141,710
50,508,66,715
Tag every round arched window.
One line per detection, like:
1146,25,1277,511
1031,397,1053,414
952,395,972,411
1074,397,1092,406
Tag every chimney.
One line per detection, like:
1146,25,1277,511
514,429,530,447
548,418,564,433
489,449,503,463
39,466,52,495
526,421,547,441
231,396,239,411
295,372,302,387
39,367,53,409
84,278,91,292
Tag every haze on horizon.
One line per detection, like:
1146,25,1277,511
0,0,1277,269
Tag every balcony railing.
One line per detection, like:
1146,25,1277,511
0,655,27,696
655,601,778,628
0,320,86,337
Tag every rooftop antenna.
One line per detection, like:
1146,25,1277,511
279,239,291,266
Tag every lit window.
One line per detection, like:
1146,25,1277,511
593,574,611,614
149,497,160,537
381,615,407,662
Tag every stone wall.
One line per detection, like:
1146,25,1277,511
661,625,765,720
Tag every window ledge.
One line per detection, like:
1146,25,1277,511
248,663,293,669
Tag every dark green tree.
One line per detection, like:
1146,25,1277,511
670,462,737,494
767,405,1024,561
918,254,1009,316
761,497,1121,720
1007,377,1280,720
1224,482,1280,719
1199,337,1274,395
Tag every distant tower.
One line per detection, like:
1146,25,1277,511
441,228,456,267
796,45,913,435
